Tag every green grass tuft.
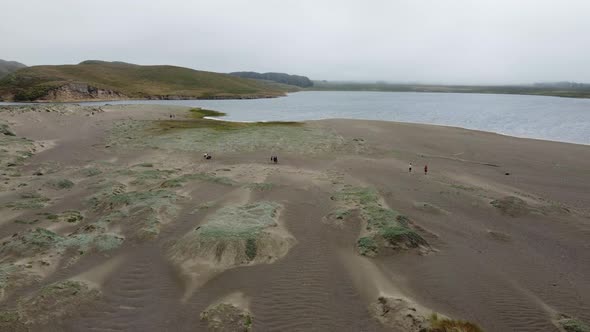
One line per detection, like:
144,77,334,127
334,186,427,255
46,178,74,190
559,317,590,332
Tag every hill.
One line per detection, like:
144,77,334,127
0,60,288,102
0,59,26,79
311,81,590,99
230,71,313,88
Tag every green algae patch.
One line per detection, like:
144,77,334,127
334,187,428,256
200,302,253,331
0,280,100,327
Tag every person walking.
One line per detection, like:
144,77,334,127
424,164,428,175
409,162,412,173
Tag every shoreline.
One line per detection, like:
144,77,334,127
1,100,588,147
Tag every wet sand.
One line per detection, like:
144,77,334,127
0,104,589,331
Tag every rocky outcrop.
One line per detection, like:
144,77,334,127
38,83,127,102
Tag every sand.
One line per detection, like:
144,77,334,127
0,103,589,331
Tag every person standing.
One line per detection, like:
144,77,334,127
409,162,412,173
424,164,428,175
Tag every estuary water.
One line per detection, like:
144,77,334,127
4,91,590,144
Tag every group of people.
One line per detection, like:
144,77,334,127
270,155,279,164
408,162,428,175
203,152,212,160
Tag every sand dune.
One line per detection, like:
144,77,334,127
0,104,589,331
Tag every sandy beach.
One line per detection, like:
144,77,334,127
0,103,589,331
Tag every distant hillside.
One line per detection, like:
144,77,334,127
311,81,590,99
230,72,313,88
0,60,288,102
0,59,26,79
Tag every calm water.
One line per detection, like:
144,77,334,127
3,91,590,145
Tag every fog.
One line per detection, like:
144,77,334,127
2,0,589,84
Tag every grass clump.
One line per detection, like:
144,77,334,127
5,192,50,210
245,238,257,261
200,303,253,331
198,202,279,239
428,313,483,332
15,280,100,325
335,186,428,256
45,178,74,190
81,167,102,177
558,316,590,332
88,187,179,239
160,172,235,188
246,182,274,191
357,237,378,256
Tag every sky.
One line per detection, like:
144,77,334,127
2,0,590,84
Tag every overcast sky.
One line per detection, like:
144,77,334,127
2,0,589,84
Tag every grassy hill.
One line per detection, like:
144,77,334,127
0,60,289,102
0,59,26,79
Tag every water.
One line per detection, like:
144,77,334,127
3,91,590,145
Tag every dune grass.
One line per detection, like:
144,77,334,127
335,186,427,256
558,316,590,332
428,313,483,332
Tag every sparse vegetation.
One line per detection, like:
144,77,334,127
557,315,590,332
335,187,428,256
160,172,235,188
428,313,483,332
80,167,102,177
200,303,253,331
45,178,74,190
246,182,274,191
